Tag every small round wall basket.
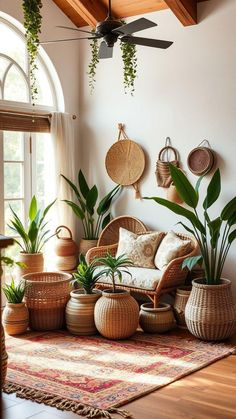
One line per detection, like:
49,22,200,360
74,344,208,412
187,141,215,176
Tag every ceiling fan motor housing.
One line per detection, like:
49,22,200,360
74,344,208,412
96,19,122,46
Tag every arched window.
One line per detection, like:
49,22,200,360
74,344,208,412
0,12,64,261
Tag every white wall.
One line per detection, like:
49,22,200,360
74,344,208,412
78,0,236,298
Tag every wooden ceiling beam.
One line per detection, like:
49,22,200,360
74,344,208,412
164,0,197,26
54,0,108,28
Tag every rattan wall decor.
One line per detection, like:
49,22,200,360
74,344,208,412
105,123,145,199
187,140,215,176
155,137,179,188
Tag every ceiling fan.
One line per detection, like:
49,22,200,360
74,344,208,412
40,0,173,58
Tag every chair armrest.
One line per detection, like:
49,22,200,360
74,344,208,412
86,243,118,264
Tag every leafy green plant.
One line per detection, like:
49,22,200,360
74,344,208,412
22,0,43,104
61,170,121,240
72,254,106,294
8,196,56,253
95,253,133,293
88,32,99,93
145,166,236,285
2,278,27,303
120,39,137,95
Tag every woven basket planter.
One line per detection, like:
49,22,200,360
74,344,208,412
23,272,72,331
173,286,192,328
139,302,176,333
1,325,8,388
94,290,139,339
2,302,29,335
66,289,101,335
185,278,236,341
15,252,44,280
79,239,98,256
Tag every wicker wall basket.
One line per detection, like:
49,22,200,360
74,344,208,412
185,278,236,341
156,146,179,188
23,272,72,331
187,146,215,176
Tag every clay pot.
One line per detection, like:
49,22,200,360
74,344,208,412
94,290,139,339
79,239,98,256
139,302,176,333
66,289,101,335
167,183,183,204
173,286,192,328
3,302,29,335
185,278,236,341
15,252,44,280
55,226,78,271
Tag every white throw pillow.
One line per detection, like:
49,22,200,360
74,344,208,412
116,228,164,268
154,231,192,270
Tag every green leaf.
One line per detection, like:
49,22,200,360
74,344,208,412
228,211,236,227
78,170,90,199
228,229,236,244
28,220,38,246
86,185,98,215
176,222,195,236
102,213,111,230
144,197,205,234
203,169,221,210
208,217,222,248
195,175,204,194
182,255,203,271
63,200,85,220
43,199,56,219
29,196,37,221
61,174,81,201
169,164,198,208
97,185,120,215
221,197,236,220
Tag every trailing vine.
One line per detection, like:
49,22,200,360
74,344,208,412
88,31,99,94
120,41,137,95
22,0,43,105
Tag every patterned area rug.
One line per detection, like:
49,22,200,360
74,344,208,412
3,330,235,418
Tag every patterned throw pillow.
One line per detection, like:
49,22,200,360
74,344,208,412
154,231,192,270
116,228,164,268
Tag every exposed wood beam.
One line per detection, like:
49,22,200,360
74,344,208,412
164,0,197,26
53,0,108,28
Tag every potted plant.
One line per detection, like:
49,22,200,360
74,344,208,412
61,170,121,255
8,195,56,278
145,165,236,341
66,254,106,335
94,253,139,339
2,277,29,335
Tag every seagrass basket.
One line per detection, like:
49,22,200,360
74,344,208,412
156,146,179,188
23,272,72,331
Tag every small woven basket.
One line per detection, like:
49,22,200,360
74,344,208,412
23,272,72,331
156,146,179,188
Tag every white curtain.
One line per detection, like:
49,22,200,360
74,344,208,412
47,112,78,241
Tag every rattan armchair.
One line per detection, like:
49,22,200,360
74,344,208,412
86,233,198,308
97,215,147,246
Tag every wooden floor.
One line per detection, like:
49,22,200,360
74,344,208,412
2,331,236,419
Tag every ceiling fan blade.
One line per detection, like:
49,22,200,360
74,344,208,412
56,25,94,35
98,41,113,59
40,36,97,45
122,36,173,49
113,18,157,35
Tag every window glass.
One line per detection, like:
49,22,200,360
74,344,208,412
35,61,54,106
0,22,27,71
4,64,29,102
4,200,23,236
4,162,23,199
3,131,24,161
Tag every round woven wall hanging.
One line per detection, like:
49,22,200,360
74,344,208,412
105,124,145,198
187,140,215,176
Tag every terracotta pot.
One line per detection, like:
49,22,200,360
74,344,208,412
16,252,44,279
2,302,29,335
173,286,192,328
66,289,101,335
1,325,8,388
185,278,236,341
79,239,98,256
55,226,78,271
167,183,183,204
139,302,176,333
94,289,139,339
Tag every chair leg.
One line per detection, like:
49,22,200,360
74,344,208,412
153,294,160,308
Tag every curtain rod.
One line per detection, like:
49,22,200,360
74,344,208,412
0,109,77,119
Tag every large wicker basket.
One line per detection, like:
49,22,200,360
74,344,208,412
23,272,72,331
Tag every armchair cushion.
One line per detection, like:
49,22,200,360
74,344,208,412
154,231,192,271
95,266,163,290
116,228,164,268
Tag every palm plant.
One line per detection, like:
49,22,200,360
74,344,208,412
95,253,133,293
61,170,121,240
8,196,56,253
72,254,106,294
2,278,27,303
145,165,236,285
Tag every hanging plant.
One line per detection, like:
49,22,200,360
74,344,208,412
22,0,43,105
87,21,137,95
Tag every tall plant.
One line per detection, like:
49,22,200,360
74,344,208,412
145,165,236,285
61,170,121,240
95,253,133,293
22,0,43,104
8,196,56,253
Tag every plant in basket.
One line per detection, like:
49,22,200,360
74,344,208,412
145,165,236,340
93,253,139,339
66,254,106,335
